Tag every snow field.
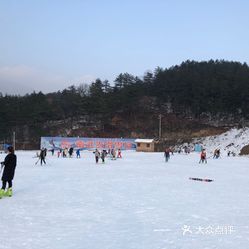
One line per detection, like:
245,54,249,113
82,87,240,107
0,150,249,249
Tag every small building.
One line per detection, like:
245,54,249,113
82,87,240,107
135,139,155,152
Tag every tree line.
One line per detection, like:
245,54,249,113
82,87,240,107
1,60,249,141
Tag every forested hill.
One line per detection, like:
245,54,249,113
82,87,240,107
1,60,249,149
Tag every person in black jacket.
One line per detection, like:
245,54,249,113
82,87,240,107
39,148,46,165
0,146,17,198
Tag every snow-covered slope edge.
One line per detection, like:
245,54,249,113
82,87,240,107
190,127,249,156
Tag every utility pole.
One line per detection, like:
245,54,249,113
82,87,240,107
158,114,162,140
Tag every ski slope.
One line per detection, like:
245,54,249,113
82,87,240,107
0,150,249,249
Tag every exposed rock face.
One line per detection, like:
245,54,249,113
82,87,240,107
239,145,249,155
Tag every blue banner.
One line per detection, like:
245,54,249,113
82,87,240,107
40,137,136,150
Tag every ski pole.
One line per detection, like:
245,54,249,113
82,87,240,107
35,158,40,165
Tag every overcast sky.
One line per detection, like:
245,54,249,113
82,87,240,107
0,0,249,95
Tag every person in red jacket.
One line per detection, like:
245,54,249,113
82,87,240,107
199,149,207,164
117,149,122,158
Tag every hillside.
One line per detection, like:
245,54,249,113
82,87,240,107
1,60,249,149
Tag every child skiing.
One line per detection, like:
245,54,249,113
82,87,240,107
0,146,17,198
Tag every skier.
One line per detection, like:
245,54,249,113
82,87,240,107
0,146,17,198
117,149,122,158
103,149,107,157
164,147,170,162
69,147,74,158
101,150,106,163
215,149,220,158
199,149,207,164
111,149,116,160
94,149,100,163
76,149,81,158
213,149,220,159
57,149,62,158
39,148,46,165
63,148,68,158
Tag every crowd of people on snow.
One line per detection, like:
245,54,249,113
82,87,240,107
38,145,213,165
35,147,123,165
92,148,123,164
33,137,241,167
36,144,238,167
162,144,237,164
0,141,242,200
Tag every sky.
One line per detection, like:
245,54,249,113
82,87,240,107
0,0,249,95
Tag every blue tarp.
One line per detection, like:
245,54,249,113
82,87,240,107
194,144,202,152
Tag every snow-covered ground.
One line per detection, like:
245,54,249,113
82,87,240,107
0,150,249,249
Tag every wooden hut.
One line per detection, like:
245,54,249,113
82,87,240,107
135,139,155,152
